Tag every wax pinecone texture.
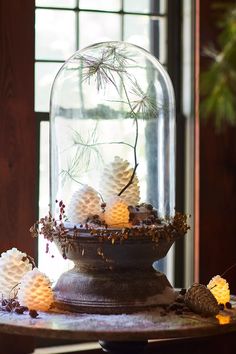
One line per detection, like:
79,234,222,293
100,156,140,206
18,268,54,311
207,275,230,304
0,248,33,299
185,283,219,316
104,196,129,227
67,185,101,224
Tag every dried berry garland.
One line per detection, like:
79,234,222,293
30,201,79,259
0,298,38,318
30,200,190,259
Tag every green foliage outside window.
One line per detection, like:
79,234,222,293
200,3,236,131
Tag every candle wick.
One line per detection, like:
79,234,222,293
210,284,217,290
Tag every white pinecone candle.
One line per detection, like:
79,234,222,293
18,268,54,311
104,196,130,227
100,156,140,206
0,248,33,299
207,275,230,305
67,185,101,224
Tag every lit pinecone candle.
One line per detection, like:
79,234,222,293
207,275,230,305
18,268,54,312
100,156,140,206
67,185,102,224
104,196,130,227
0,248,33,299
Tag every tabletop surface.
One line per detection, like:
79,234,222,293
1,296,236,341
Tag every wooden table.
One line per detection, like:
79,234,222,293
1,296,236,353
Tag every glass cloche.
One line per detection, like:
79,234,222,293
43,41,189,313
50,41,176,225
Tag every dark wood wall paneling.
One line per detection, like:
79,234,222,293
0,0,36,258
200,0,236,290
0,2,36,351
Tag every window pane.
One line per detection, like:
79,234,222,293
38,121,73,283
124,0,166,14
36,0,76,8
79,12,121,49
35,62,62,112
124,15,150,51
158,18,167,64
35,9,76,60
79,0,121,11
159,0,167,13
124,0,151,13
39,121,49,217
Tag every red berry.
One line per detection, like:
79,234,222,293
29,309,39,318
225,302,232,309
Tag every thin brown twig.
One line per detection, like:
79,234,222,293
221,262,236,277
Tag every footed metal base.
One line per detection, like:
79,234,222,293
53,267,176,314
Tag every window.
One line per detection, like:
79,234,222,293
35,0,193,287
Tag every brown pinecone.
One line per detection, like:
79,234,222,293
185,283,219,317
